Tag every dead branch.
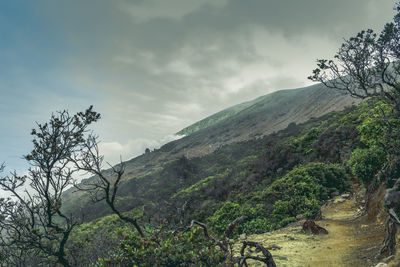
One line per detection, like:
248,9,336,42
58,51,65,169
225,216,247,238
238,241,276,267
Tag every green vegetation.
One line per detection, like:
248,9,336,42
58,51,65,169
207,201,268,236
95,226,226,267
348,147,386,184
206,163,349,236
266,163,348,226
177,102,251,136
74,100,371,230
310,1,400,255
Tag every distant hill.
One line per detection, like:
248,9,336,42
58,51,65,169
74,83,360,187
178,83,359,139
169,83,359,159
63,83,360,219
108,83,358,181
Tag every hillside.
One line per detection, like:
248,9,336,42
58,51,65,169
177,100,255,136
130,85,357,177
63,83,358,212
102,84,358,181
178,84,358,139
63,94,366,224
58,93,399,266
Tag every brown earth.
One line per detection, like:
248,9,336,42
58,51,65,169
235,189,390,267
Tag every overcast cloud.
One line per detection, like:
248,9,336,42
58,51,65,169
0,0,397,173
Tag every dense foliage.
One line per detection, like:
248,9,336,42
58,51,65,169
95,226,226,267
266,163,349,227
348,147,386,184
67,101,372,233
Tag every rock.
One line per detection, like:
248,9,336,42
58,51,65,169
302,220,328,235
382,255,395,263
341,193,351,198
239,234,246,240
375,263,388,267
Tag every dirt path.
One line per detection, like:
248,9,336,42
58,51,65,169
235,194,385,267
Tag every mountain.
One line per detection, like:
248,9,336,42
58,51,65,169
60,84,393,267
114,83,359,179
64,92,371,251
63,83,360,220
180,83,358,143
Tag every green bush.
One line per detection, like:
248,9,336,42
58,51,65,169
242,218,272,234
292,127,323,154
266,162,349,228
94,227,226,267
348,147,386,184
207,202,268,236
357,101,399,148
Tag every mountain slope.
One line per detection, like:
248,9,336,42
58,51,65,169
180,83,358,140
117,83,359,179
65,83,359,199
63,83,363,223
177,100,258,136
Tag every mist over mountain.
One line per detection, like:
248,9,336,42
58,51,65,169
110,83,359,180
63,82,359,217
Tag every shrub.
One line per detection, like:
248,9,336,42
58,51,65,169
266,163,349,228
95,227,226,267
207,202,268,236
348,147,386,184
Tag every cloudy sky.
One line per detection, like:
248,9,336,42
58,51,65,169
0,0,397,172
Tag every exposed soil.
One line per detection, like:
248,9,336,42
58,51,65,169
235,189,387,267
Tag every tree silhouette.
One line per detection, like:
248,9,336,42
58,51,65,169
0,107,100,266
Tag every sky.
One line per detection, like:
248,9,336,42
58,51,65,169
0,0,397,173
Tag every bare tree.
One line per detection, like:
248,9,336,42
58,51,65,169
72,135,144,237
309,7,400,113
0,107,100,266
309,2,400,256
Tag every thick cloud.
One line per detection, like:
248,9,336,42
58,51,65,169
0,0,397,171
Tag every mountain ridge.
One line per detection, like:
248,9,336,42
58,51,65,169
177,84,359,140
79,83,360,186
63,82,360,221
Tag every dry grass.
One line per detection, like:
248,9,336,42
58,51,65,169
234,190,386,267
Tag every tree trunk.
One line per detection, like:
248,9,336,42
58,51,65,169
57,256,70,267
365,177,379,215
380,217,397,256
